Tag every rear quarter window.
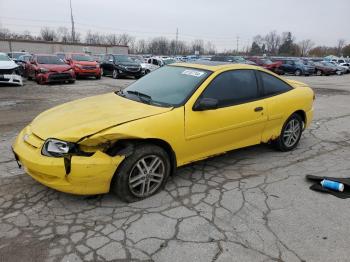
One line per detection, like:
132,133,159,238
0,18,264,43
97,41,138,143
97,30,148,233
259,71,292,97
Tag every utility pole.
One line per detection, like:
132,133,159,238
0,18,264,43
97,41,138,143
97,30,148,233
175,28,179,55
236,35,239,54
70,0,76,42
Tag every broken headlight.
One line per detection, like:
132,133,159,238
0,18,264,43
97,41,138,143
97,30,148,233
42,138,76,157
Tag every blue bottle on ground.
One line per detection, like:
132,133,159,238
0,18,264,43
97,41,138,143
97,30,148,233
321,179,344,192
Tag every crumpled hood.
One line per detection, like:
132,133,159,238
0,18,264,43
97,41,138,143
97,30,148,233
30,93,172,141
0,60,18,70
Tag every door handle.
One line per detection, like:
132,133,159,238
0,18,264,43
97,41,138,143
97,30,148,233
254,107,264,112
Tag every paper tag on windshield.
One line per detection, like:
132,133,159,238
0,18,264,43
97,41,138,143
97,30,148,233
181,70,205,77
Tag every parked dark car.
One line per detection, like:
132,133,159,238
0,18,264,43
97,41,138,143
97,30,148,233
100,54,143,79
272,58,314,76
246,57,283,74
303,60,336,76
211,56,256,65
320,61,344,75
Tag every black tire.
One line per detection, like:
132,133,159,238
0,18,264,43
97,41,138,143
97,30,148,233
95,74,101,80
145,69,150,74
294,69,302,76
68,80,75,84
316,70,323,76
274,113,303,152
111,144,171,202
112,69,119,79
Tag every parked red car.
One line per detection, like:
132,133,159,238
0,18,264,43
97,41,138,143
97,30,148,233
246,57,283,74
27,54,75,84
65,53,101,79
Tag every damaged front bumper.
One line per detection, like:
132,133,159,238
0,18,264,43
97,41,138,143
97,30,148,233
12,126,125,195
0,73,23,86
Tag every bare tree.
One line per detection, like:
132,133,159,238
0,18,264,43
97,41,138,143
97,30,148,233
337,39,346,56
191,39,204,54
298,39,315,57
264,31,281,55
205,41,216,55
40,27,58,41
85,31,105,45
57,27,71,43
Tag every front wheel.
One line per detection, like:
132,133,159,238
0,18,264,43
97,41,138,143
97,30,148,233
111,144,171,202
274,114,303,151
294,69,302,76
112,69,119,79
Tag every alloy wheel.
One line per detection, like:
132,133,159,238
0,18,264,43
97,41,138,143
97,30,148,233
128,155,165,197
113,69,118,79
282,119,301,148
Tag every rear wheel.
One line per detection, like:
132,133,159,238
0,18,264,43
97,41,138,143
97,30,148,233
95,74,101,80
112,144,171,202
274,114,303,151
316,70,323,76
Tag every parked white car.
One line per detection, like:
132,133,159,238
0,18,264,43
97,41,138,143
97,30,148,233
0,52,23,86
147,57,177,71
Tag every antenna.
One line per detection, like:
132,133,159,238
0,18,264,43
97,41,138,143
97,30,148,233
70,0,76,42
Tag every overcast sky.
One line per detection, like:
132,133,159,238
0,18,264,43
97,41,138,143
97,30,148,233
0,0,349,51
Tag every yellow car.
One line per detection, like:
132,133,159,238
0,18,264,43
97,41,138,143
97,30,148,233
12,62,314,202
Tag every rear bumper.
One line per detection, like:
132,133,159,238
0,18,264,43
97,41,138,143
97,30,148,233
0,74,23,86
305,107,314,128
12,126,125,195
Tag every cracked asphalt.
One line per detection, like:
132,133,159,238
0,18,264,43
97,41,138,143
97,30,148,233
0,74,350,262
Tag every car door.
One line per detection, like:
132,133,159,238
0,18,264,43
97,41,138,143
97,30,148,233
184,69,268,162
257,71,294,142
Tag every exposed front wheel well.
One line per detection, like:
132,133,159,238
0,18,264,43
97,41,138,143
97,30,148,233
106,138,177,176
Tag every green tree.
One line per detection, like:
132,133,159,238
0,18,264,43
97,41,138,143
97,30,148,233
278,32,294,55
250,41,262,55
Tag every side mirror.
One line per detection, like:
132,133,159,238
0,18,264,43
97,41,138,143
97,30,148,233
193,98,218,111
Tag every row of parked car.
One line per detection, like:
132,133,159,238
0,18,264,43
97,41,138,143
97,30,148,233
1,51,178,86
209,55,350,76
1,51,349,87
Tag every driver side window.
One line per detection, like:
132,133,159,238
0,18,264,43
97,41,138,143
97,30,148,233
200,70,259,108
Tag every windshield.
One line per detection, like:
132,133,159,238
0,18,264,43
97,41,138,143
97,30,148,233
18,55,31,61
114,55,135,63
0,54,11,61
37,56,65,64
120,66,211,106
9,52,26,59
72,54,94,62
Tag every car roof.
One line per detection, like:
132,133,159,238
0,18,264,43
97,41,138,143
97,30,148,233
171,61,262,72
